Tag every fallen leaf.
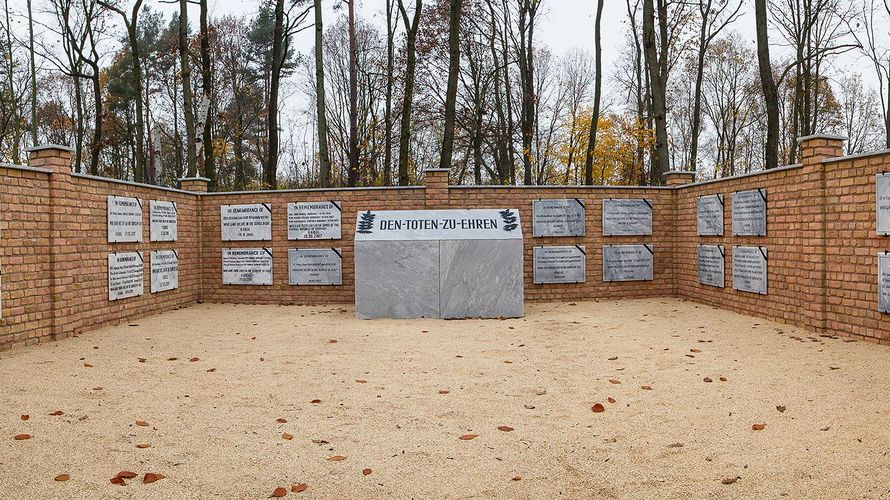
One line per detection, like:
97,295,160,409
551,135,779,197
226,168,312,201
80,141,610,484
109,476,125,486
276,418,288,424
311,399,321,404
14,434,31,440
291,483,308,492
721,477,738,485
136,443,151,449
524,404,535,409
54,474,69,482
135,420,149,427
329,339,337,344
362,468,372,476
20,415,28,421
719,377,727,382
167,358,177,361
820,426,830,431
327,455,347,461
438,390,450,394
138,358,146,363
776,405,786,413
189,357,200,362
668,443,684,448
512,476,522,481
703,377,713,383
608,356,618,361
83,363,93,368
690,348,701,353
459,434,479,440
143,473,165,484
591,403,605,413
641,385,652,390
272,486,288,497
49,410,64,416
829,366,840,370
497,426,514,432
752,423,766,431
608,379,621,384
207,368,216,372
355,379,367,384
282,433,294,440
117,471,138,479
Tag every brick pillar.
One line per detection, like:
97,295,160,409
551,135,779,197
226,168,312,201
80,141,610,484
424,168,450,209
663,170,695,186
179,176,210,193
28,144,77,340
177,177,209,302
797,133,846,334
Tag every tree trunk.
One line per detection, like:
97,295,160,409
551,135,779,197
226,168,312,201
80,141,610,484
315,0,332,187
347,0,359,186
27,0,37,146
754,0,780,169
383,0,395,186
583,0,604,185
689,1,709,173
439,0,462,171
4,0,19,162
397,0,422,186
266,0,285,189
73,78,84,173
518,0,537,185
179,0,198,177
130,1,146,182
89,68,102,175
642,0,670,183
200,0,215,188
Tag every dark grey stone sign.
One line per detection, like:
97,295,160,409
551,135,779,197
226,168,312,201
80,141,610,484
288,248,342,285
288,201,342,240
150,250,179,293
221,204,272,241
877,174,890,235
732,246,767,294
533,245,586,284
222,248,273,285
732,189,767,236
107,196,143,243
602,244,653,281
150,200,177,242
532,199,585,237
602,199,652,236
108,251,144,300
879,254,890,313
697,244,725,288
697,194,724,236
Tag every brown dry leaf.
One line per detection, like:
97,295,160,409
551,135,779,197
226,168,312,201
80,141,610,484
135,420,149,427
92,387,103,391
512,476,522,481
362,468,372,476
109,476,126,486
310,399,321,404
272,486,288,497
355,379,367,384
497,426,514,432
690,348,701,353
719,377,727,382
138,358,146,363
136,443,151,449
438,390,450,394
49,410,64,416
14,434,31,440
189,357,200,362
752,423,766,431
207,368,216,372
820,426,831,431
291,483,308,492
83,363,93,368
641,385,653,390
328,339,338,344
276,418,288,424
829,366,840,370
721,477,738,485
608,356,618,361
143,473,165,484
54,474,70,482
591,403,605,413
117,471,138,479
327,455,347,461
458,434,478,441
608,379,621,384
703,377,713,383
282,433,294,441
20,415,28,421
167,358,177,361
776,405,787,413
607,397,616,404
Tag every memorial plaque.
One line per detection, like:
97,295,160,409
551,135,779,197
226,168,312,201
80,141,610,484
602,199,652,236
288,248,342,285
532,199,586,237
150,250,179,293
150,200,178,242
287,201,342,240
732,246,767,294
877,174,890,235
533,246,586,284
732,189,767,236
221,203,272,241
879,254,890,312
697,244,725,288
602,244,653,282
222,248,273,285
108,251,144,300
697,194,724,236
107,196,143,242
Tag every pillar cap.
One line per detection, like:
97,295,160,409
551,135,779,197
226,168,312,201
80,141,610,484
26,144,74,153
178,176,211,182
796,133,847,143
423,168,450,173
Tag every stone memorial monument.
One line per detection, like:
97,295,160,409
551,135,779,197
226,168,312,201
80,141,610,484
107,196,143,242
732,246,767,294
532,199,585,237
602,199,652,235
697,194,724,236
108,251,144,300
150,250,179,293
533,245,586,284
354,208,523,319
697,244,725,288
879,253,890,312
732,189,767,236
150,200,178,242
221,203,272,241
877,174,890,235
602,244,654,281
288,248,342,285
288,201,342,240
222,248,273,285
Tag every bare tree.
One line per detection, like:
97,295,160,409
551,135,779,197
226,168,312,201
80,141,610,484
439,0,463,171
583,0,603,185
642,0,670,182
315,0,332,187
397,0,421,185
754,0,780,168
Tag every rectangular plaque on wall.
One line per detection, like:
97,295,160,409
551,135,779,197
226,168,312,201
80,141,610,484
697,194,724,236
222,248,273,285
150,200,178,242
108,251,144,300
287,201,342,240
221,204,272,241
697,244,725,288
877,174,890,235
533,245,586,284
603,244,654,282
732,246,767,294
602,199,652,236
732,189,767,236
288,248,343,285
150,250,179,293
107,196,143,242
879,253,890,313
532,199,586,237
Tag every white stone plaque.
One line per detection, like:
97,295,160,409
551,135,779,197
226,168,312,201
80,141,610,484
879,253,890,312
732,246,768,294
150,250,179,293
877,174,890,235
221,204,272,241
222,248,273,285
288,248,342,285
732,189,767,236
602,199,652,236
697,245,725,288
603,244,653,281
107,196,143,242
533,245,586,284
354,208,522,241
532,199,586,237
108,251,144,300
697,194,724,236
287,201,342,240
150,200,178,242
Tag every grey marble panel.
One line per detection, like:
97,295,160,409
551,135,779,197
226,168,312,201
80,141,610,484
731,189,767,236
877,174,890,235
697,195,724,236
439,240,524,318
108,196,143,243
732,246,767,294
150,250,179,293
533,245,586,284
697,245,725,288
288,201,342,240
532,199,585,237
879,254,890,313
288,248,342,285
221,204,272,241
602,244,653,282
602,199,652,236
150,200,177,242
354,240,440,319
222,248,273,285
108,251,144,300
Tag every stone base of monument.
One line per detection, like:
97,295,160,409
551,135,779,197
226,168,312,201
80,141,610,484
354,209,524,319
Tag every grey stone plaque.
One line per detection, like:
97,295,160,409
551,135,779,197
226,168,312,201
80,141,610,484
440,239,524,319
150,200,177,242
877,174,890,235
108,251,144,300
221,204,272,241
732,189,767,236
697,194,724,236
603,244,653,282
288,201,342,240
533,245,586,284
354,208,522,241
150,250,179,293
732,246,767,294
879,254,890,313
532,199,585,237
697,245,725,288
107,196,143,243
288,248,342,285
602,199,652,236
355,240,440,319
222,248,273,285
